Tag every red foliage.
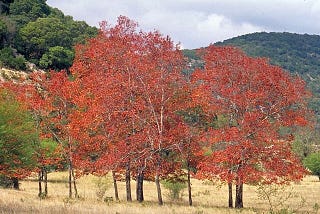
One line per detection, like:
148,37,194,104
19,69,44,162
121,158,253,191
193,45,310,184
69,16,189,181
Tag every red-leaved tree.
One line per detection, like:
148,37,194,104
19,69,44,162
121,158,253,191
193,46,310,208
69,16,188,205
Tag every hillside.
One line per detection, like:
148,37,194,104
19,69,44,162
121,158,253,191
184,32,320,120
0,0,98,71
216,32,320,77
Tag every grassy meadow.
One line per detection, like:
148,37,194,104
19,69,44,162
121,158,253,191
0,172,319,214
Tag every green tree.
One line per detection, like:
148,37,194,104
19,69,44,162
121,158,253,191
19,17,72,63
303,153,320,180
68,19,98,45
0,89,38,189
9,0,50,29
0,47,26,70
39,46,74,70
0,16,17,46
0,19,7,47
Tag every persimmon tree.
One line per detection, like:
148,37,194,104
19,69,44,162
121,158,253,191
22,71,80,198
70,16,146,202
69,16,188,205
132,30,186,205
193,46,310,208
43,71,80,198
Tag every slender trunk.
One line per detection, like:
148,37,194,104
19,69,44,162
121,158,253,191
235,182,243,208
112,171,119,201
71,167,78,198
187,162,192,206
155,173,163,205
44,169,48,196
155,159,163,206
125,161,132,202
136,169,144,202
228,182,233,208
68,162,72,198
12,177,19,190
38,170,42,197
67,135,77,198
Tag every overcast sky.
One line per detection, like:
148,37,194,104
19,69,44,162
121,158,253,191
46,0,320,49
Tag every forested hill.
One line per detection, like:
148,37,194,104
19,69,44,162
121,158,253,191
184,32,320,118
0,0,98,71
215,32,320,77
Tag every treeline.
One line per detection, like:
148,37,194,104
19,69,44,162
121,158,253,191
0,17,312,209
0,0,97,70
215,32,320,76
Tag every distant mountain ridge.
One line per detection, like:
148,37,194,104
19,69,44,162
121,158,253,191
215,32,320,77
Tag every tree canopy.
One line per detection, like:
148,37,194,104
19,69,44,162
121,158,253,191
214,32,320,124
0,88,38,180
0,0,97,70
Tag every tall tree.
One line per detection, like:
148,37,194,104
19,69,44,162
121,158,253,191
23,71,80,198
69,16,187,204
193,46,310,208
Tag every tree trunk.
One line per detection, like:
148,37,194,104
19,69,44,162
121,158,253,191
38,168,47,198
228,182,233,208
235,182,243,208
12,177,19,190
187,162,193,206
154,158,163,205
136,169,144,202
125,161,132,202
38,170,42,197
44,169,48,196
68,162,72,198
155,173,163,205
112,171,119,201
71,167,78,198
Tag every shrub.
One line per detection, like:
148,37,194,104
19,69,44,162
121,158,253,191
303,152,320,180
39,46,74,70
162,179,187,201
0,175,13,188
0,47,26,70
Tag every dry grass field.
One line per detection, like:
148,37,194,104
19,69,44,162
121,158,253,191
0,172,319,214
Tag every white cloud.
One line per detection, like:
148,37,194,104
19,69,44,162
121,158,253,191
196,14,263,44
46,0,320,49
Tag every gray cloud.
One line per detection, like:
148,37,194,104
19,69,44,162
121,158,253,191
47,0,320,48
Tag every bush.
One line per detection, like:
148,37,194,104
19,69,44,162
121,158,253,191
303,152,320,180
39,46,74,70
162,179,187,201
0,175,13,188
0,47,26,70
